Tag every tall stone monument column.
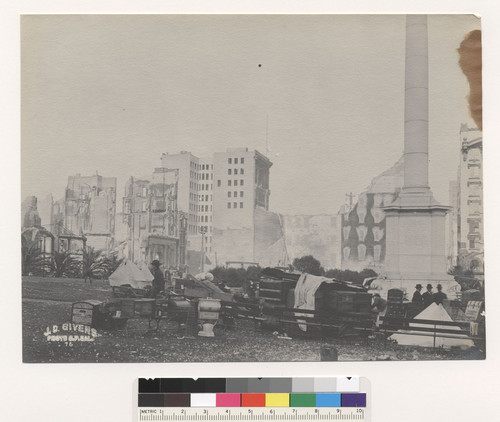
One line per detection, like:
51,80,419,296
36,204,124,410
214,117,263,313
382,15,458,297
403,15,430,193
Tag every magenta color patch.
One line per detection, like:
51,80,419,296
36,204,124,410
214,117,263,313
216,393,241,407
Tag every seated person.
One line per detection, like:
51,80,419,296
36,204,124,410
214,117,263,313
371,293,387,313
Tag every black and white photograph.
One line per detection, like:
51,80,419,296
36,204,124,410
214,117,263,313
21,14,484,363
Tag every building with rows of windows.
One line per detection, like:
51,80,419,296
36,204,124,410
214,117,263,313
159,148,273,270
160,151,214,256
457,124,483,276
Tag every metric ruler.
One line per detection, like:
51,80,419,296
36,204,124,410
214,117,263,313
138,407,367,421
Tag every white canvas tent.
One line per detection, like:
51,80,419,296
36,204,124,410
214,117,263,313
109,261,154,289
389,303,475,350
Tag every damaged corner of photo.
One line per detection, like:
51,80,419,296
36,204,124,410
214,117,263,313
20,14,484,363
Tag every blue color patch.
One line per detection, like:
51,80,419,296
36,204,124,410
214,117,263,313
316,393,341,407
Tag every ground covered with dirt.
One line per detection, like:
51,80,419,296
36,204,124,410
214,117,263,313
22,276,482,363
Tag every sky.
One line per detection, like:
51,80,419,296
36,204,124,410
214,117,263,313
21,14,480,215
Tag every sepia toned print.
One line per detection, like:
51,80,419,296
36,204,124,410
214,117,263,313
21,14,484,363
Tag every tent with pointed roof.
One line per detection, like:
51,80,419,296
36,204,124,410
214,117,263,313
389,303,475,349
109,261,154,289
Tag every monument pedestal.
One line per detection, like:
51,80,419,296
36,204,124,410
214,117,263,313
380,189,460,299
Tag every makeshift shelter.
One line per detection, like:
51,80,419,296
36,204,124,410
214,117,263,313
109,261,153,289
389,303,475,350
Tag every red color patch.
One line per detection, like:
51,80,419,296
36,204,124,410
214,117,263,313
241,394,266,407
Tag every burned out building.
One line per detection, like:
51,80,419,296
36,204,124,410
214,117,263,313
122,168,182,268
64,173,117,252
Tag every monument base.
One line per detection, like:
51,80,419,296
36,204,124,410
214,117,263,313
381,188,457,300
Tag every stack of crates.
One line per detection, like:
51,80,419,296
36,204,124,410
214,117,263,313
386,288,405,318
384,288,405,330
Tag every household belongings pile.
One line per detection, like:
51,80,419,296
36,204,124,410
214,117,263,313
293,273,369,331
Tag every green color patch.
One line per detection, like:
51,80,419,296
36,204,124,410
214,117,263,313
290,394,316,407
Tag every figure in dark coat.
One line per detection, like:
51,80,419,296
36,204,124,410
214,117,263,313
422,284,433,307
412,284,424,303
432,284,447,305
150,260,165,298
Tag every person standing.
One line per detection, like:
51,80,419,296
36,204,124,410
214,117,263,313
412,284,424,303
422,284,433,307
432,284,447,305
150,260,165,298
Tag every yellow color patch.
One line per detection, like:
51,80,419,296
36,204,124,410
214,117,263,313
265,393,290,407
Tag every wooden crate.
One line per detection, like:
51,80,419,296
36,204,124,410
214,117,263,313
121,299,136,318
259,279,292,304
134,299,156,317
71,300,104,327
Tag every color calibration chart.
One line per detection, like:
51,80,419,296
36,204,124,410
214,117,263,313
138,377,370,421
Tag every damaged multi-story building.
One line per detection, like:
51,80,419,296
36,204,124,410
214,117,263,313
122,168,183,269
64,173,117,252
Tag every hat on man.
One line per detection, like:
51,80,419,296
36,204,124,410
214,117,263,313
415,284,423,289
426,283,433,289
151,260,161,267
